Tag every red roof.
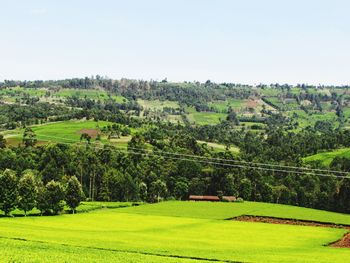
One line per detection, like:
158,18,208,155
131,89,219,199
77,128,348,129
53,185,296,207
189,195,220,201
189,195,236,202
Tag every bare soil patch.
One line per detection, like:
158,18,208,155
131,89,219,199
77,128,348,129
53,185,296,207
330,233,350,248
77,129,100,139
246,99,258,108
233,215,350,229
5,138,48,147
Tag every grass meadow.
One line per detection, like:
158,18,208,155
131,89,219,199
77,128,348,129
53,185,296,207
303,147,350,166
1,201,350,262
2,120,111,145
54,88,126,103
187,111,227,125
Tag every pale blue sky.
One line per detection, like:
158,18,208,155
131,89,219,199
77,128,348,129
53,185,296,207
0,0,349,85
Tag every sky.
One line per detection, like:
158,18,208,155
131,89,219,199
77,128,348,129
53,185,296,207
0,0,349,85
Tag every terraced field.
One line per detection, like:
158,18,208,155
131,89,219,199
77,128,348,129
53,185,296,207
1,201,350,262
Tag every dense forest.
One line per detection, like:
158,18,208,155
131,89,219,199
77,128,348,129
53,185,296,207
1,77,350,215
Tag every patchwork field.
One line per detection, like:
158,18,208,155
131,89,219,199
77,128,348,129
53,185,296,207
1,201,350,263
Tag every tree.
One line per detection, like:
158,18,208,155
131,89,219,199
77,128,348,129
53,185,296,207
80,133,92,144
226,107,239,125
150,179,167,202
36,184,50,215
0,134,6,148
174,181,188,200
138,182,148,201
23,127,37,147
0,169,18,216
18,171,37,216
239,178,252,200
65,176,84,214
46,180,65,215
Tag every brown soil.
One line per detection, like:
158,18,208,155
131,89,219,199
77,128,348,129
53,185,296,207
246,99,258,108
234,215,350,229
77,129,100,138
233,215,350,248
5,138,48,147
330,233,350,248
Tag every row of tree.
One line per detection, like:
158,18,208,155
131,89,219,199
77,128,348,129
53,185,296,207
0,169,84,216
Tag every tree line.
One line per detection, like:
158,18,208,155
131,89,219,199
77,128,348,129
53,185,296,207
0,169,83,216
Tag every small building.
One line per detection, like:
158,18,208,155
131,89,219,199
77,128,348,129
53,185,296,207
189,195,236,202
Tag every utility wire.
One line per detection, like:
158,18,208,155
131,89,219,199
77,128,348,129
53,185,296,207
36,134,350,175
33,134,350,179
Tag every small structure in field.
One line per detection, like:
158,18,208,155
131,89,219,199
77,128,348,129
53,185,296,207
189,195,236,202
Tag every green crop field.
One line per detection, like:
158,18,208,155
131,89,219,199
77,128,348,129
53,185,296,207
197,140,240,154
2,120,112,145
187,111,227,125
1,201,350,263
303,147,350,167
208,99,246,112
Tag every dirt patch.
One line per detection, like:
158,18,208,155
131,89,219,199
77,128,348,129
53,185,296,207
5,138,48,147
77,129,100,139
233,215,350,229
246,99,258,108
330,232,350,248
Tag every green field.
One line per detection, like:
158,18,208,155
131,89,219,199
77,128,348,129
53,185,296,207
208,99,246,112
2,120,111,145
187,111,227,125
303,147,350,166
197,140,240,154
0,87,47,103
54,88,126,103
1,201,350,262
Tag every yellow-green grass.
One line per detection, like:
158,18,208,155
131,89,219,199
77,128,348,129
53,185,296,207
208,99,247,112
187,112,227,125
137,99,180,110
197,140,239,154
287,110,339,129
120,201,350,224
1,201,350,262
0,86,47,97
166,114,183,124
2,120,112,144
109,135,132,148
303,148,350,167
0,202,134,217
54,88,126,103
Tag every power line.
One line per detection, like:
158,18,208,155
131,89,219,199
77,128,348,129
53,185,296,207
34,134,350,179
35,134,350,175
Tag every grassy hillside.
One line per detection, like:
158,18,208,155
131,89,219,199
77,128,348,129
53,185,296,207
119,201,350,224
197,140,240,154
304,148,350,166
1,201,350,262
2,120,111,145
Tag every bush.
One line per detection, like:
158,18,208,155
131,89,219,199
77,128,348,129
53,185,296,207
235,197,244,203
